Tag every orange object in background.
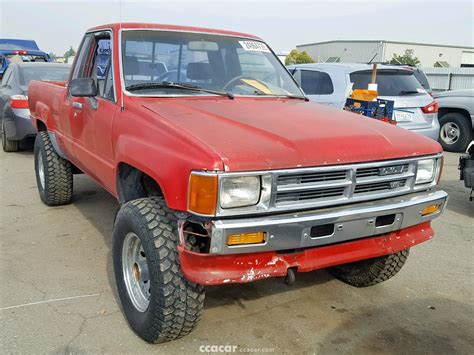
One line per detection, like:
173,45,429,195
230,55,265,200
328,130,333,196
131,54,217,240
351,89,378,101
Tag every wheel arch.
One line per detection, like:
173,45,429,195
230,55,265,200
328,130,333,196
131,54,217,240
116,161,167,205
438,107,470,123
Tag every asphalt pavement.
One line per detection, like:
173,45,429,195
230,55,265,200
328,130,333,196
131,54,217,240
1,148,473,354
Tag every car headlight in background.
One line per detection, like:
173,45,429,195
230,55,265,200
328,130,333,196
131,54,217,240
220,176,261,208
415,158,440,185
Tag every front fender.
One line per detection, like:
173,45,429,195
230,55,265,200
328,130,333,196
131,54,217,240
114,134,222,211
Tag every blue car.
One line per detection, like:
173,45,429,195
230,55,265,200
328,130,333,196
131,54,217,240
0,39,51,78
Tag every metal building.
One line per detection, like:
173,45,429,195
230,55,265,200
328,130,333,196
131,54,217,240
296,40,474,68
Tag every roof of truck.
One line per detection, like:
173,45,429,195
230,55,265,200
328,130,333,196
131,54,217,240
88,23,262,40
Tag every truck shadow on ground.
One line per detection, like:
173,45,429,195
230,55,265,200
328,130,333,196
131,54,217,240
439,179,474,218
315,297,473,354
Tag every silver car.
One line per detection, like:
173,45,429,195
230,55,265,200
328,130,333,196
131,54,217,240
288,63,440,140
434,89,474,152
0,62,71,152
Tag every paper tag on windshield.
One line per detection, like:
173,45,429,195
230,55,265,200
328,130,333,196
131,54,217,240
239,41,270,53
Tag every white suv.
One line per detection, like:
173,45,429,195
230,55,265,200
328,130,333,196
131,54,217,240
288,63,440,141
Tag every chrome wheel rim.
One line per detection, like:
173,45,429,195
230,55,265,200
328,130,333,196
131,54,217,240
440,122,460,145
122,232,150,312
37,153,45,189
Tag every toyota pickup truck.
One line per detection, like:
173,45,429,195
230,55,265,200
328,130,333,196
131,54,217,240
28,23,448,343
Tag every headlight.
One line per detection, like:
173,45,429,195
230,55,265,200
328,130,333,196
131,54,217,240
416,159,436,184
220,176,261,208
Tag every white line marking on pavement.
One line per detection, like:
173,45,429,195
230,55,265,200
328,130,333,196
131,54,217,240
0,294,100,311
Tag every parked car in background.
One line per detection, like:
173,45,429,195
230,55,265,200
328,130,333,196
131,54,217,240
0,62,70,151
434,89,474,152
288,63,440,141
0,39,51,78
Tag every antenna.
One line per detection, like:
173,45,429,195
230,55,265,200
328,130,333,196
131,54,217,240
368,41,384,64
119,0,124,111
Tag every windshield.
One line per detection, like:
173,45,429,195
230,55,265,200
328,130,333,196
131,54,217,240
20,66,70,85
350,69,425,96
121,30,302,97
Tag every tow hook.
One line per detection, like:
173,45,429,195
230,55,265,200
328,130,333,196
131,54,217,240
284,267,297,285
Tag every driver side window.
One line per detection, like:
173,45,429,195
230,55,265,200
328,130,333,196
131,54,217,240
93,38,114,101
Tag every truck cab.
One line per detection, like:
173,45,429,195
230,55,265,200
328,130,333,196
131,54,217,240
28,23,448,344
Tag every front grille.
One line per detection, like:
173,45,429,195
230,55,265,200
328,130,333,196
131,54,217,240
354,179,407,194
274,160,417,208
356,164,409,178
276,187,346,204
278,170,347,185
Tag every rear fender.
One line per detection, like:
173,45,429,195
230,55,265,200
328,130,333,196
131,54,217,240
33,101,56,131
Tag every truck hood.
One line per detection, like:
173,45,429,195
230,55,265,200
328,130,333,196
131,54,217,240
140,97,441,171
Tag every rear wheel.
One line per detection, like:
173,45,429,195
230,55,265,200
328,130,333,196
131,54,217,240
329,250,409,287
113,197,204,343
439,113,473,152
1,120,19,152
34,131,73,205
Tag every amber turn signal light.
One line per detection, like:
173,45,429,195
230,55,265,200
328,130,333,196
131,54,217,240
227,232,266,246
188,173,218,215
421,204,441,216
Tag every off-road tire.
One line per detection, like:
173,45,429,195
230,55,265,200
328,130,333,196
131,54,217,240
329,249,409,287
113,197,205,343
2,120,19,152
439,113,473,152
34,131,73,205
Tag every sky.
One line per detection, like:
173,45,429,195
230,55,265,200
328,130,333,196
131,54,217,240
0,0,473,56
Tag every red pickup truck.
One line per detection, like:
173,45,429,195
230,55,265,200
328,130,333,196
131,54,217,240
28,23,448,343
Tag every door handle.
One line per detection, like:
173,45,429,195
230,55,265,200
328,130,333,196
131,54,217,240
72,102,83,110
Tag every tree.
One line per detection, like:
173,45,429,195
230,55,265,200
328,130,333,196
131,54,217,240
285,49,315,65
63,46,76,60
389,49,420,67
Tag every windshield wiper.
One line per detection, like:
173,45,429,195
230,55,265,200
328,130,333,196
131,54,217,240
126,81,234,99
255,92,309,101
398,90,421,96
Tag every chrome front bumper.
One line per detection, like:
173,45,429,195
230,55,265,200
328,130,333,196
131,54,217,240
209,190,448,254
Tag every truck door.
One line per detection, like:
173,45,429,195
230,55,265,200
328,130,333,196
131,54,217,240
67,31,117,187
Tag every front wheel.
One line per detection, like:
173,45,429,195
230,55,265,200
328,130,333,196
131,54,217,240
328,249,409,287
113,197,204,343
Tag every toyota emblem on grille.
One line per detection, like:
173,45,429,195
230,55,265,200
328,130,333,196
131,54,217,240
379,165,404,176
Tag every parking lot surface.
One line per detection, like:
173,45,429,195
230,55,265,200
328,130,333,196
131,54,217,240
1,148,473,354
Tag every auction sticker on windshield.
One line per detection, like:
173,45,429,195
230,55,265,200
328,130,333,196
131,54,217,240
239,41,270,53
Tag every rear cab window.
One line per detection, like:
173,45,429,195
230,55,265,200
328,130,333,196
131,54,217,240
350,69,425,96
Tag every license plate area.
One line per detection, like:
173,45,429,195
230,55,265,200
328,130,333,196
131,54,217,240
394,111,413,122
301,213,403,248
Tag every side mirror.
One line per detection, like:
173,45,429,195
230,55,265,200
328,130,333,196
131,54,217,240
69,78,97,97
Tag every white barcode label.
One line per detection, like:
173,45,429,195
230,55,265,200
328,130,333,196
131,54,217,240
239,41,271,53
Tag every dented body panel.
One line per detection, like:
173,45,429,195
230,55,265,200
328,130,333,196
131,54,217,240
180,222,434,285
